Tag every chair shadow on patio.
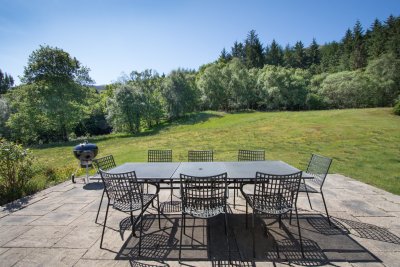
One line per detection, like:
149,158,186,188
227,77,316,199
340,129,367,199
113,212,383,266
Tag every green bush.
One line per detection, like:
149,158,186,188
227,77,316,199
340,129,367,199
394,99,400,115
0,139,34,205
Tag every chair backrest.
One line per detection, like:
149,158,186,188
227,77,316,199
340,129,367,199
99,170,143,206
306,154,332,188
253,171,302,213
238,149,265,161
148,149,172,162
180,173,228,218
93,155,116,171
188,150,213,162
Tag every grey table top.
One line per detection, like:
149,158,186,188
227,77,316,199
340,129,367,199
108,161,312,181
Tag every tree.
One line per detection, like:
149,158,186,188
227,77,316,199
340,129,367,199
283,44,295,68
244,30,264,68
162,69,199,119
340,28,353,70
293,41,308,68
106,85,142,134
7,45,93,143
231,41,245,61
307,38,321,72
385,15,400,58
351,20,367,69
0,70,14,94
218,48,232,63
0,98,10,138
265,39,283,66
366,18,387,59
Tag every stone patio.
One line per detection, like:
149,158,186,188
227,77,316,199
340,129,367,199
0,174,399,266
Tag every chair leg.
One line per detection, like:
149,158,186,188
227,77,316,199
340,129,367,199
179,212,184,261
183,213,186,235
304,183,313,210
95,189,105,223
139,208,143,257
289,210,293,225
252,211,256,259
233,183,236,209
295,205,304,258
321,191,331,226
245,201,248,229
130,210,135,237
170,181,173,204
157,195,161,229
100,201,110,249
224,212,231,261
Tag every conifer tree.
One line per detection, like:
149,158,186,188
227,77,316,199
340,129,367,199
351,20,367,69
244,30,264,68
265,39,283,66
0,70,14,94
366,18,387,59
231,41,245,61
293,41,308,68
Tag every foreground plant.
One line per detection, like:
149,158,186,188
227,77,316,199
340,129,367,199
0,139,34,204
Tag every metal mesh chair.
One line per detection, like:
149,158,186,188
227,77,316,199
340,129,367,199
99,170,161,255
148,149,172,162
93,155,117,223
299,154,333,225
148,149,174,203
238,149,265,161
234,149,265,208
187,150,213,162
240,171,304,258
179,173,230,261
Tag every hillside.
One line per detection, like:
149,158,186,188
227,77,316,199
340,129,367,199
32,108,400,194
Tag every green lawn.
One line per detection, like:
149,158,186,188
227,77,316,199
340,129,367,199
32,108,400,195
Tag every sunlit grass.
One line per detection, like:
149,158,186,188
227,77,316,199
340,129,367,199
32,108,400,195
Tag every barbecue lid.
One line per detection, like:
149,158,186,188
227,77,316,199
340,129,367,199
73,141,98,160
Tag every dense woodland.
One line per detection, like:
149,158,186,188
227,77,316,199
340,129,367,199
1,15,400,144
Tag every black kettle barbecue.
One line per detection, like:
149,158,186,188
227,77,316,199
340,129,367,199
71,140,98,183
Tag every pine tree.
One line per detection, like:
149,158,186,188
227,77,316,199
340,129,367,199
265,39,283,66
0,70,14,94
293,41,307,68
219,48,232,62
244,30,264,68
283,44,295,68
340,28,353,70
366,18,387,59
231,41,245,62
307,38,321,66
351,20,367,69
385,15,400,57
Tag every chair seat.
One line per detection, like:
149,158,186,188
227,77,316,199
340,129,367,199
298,182,319,193
243,193,293,215
113,194,156,212
183,205,225,218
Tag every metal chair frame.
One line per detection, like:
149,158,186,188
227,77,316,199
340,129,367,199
99,169,161,256
148,149,174,203
93,155,117,223
235,149,265,208
240,171,304,258
188,150,213,162
179,173,230,261
300,154,333,225
148,149,173,163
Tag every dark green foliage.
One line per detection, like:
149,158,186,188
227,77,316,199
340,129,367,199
244,30,265,68
265,39,284,66
351,20,368,69
0,70,14,94
162,69,199,119
293,41,308,68
0,139,34,205
394,99,400,115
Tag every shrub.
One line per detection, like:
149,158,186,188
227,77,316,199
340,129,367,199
0,139,34,204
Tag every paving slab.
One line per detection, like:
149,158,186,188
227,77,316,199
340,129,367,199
4,226,73,247
0,174,399,266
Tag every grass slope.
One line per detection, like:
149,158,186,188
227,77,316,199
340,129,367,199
33,108,400,195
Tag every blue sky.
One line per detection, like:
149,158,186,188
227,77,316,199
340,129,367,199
1,0,400,85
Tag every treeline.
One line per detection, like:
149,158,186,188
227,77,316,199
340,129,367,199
0,15,400,144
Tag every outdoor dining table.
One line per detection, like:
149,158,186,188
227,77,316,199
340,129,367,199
108,160,313,182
